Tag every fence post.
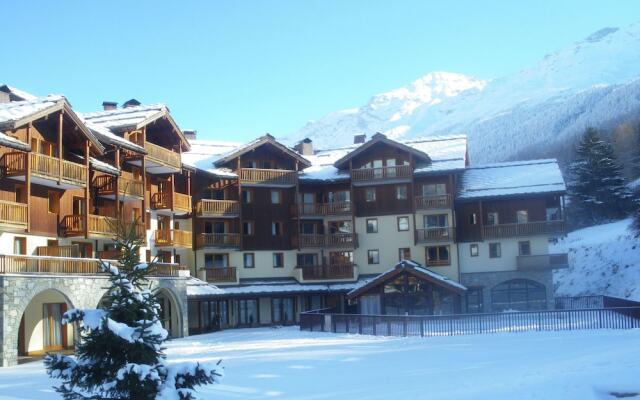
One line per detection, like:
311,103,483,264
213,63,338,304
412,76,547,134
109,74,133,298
537,312,542,331
403,317,408,337
420,317,424,337
373,316,377,336
359,316,363,335
598,309,603,329
449,317,453,336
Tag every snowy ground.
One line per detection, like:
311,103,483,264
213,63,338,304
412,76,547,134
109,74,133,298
1,327,640,399
554,218,640,301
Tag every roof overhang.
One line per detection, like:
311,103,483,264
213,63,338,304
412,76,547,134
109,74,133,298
213,134,311,168
333,133,431,170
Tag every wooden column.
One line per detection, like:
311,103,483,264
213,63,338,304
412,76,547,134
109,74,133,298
294,160,301,250
349,159,356,249
84,140,90,239
170,173,176,212
58,111,63,185
141,127,147,225
114,147,121,219
409,153,417,246
26,123,32,233
237,156,243,250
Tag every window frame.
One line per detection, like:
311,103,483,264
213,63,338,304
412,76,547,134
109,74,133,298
273,252,284,268
470,243,479,257
271,221,283,236
425,245,451,266
395,185,408,200
366,218,378,233
367,249,380,265
241,188,253,204
365,188,376,202
243,253,255,268
518,241,531,256
242,220,255,236
270,189,282,205
397,216,410,231
398,247,411,261
489,242,502,258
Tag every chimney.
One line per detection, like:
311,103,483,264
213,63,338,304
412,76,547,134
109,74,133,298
183,130,197,140
122,98,141,108
0,92,10,104
102,101,117,110
294,138,313,156
354,134,366,144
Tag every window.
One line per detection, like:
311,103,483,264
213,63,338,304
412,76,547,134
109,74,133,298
329,220,352,234
486,212,499,226
366,218,378,233
206,253,228,268
491,279,547,311
270,190,281,204
365,188,376,202
425,214,448,228
174,221,180,230
272,297,295,324
328,190,350,203
516,210,528,224
296,253,318,267
301,222,316,234
271,221,283,236
489,243,501,258
14,184,25,203
47,191,60,214
398,248,411,261
546,207,560,221
175,254,181,265
469,213,478,225
237,299,258,325
13,237,26,255
426,246,450,266
241,189,253,204
470,244,479,257
518,241,531,256
243,253,255,268
423,183,446,196
396,185,408,200
466,287,484,313
242,221,254,236
330,251,353,265
243,160,257,168
367,250,380,264
273,252,284,268
397,216,410,231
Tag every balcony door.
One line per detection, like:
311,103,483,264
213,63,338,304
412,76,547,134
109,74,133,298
205,253,229,269
329,220,352,234
329,251,353,266
158,215,171,231
43,303,67,351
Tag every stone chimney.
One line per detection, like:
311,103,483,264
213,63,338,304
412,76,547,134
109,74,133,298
294,138,314,156
354,134,366,144
183,130,197,140
102,101,118,110
123,99,141,108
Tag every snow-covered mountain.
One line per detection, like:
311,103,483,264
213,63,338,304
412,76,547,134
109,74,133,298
291,23,640,164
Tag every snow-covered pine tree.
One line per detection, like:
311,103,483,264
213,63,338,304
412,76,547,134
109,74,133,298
44,220,223,400
568,127,635,226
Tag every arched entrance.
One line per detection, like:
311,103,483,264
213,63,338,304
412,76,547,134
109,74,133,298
491,279,547,312
156,288,182,338
18,289,74,358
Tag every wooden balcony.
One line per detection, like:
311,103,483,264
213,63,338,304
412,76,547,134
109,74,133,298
197,233,241,249
94,175,144,201
517,253,569,270
36,245,80,257
61,215,145,239
152,262,189,277
144,142,181,173
426,259,451,267
415,194,452,210
299,233,358,249
151,191,192,215
415,227,455,243
196,199,240,218
0,152,87,189
351,164,412,185
154,229,192,248
239,168,297,187
96,249,123,260
0,199,27,230
203,267,237,283
483,220,565,239
300,264,355,280
294,201,353,218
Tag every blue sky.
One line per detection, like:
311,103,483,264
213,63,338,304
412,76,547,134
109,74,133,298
1,1,639,142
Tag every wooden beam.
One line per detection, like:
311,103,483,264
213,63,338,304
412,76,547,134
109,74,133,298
237,156,243,251
26,123,32,233
58,111,63,185
115,147,121,219
84,140,90,239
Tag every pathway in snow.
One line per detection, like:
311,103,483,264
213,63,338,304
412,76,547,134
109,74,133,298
0,327,639,399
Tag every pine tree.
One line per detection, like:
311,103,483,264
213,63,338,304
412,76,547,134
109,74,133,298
44,220,223,399
568,128,635,226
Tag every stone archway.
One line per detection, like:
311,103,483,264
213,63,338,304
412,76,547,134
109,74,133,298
156,287,183,338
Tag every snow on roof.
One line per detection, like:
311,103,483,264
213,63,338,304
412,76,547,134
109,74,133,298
0,131,30,151
81,103,168,131
182,139,242,178
0,85,38,101
90,157,120,176
458,159,566,200
0,95,64,128
213,134,312,168
82,118,145,153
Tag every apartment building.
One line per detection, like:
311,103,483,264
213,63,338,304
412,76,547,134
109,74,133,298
0,86,568,365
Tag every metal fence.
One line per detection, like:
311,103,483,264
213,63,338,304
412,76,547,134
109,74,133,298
555,295,640,310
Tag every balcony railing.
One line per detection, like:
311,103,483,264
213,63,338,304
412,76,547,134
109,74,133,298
196,199,240,217
61,215,144,238
517,253,569,270
204,267,237,283
154,229,192,248
239,168,297,186
415,227,455,243
151,191,192,214
36,245,80,258
0,152,87,187
300,264,355,280
0,199,27,228
415,194,452,210
483,220,565,239
351,164,412,182
299,233,357,249
94,175,144,200
294,201,352,217
96,249,123,260
197,233,241,249
426,259,451,267
144,142,181,170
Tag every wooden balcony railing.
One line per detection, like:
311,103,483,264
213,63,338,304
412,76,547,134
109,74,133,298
96,249,123,260
173,192,192,213
204,267,237,283
483,220,566,239
351,164,412,182
0,199,27,228
151,191,192,214
415,227,455,243
196,200,240,217
299,233,357,249
0,152,87,187
426,259,451,267
36,245,80,258
61,215,144,238
517,253,569,270
0,152,27,177
294,201,353,217
415,194,452,210
239,168,297,186
145,141,181,170
154,229,192,248
152,262,188,277
94,175,144,200
197,233,241,249
300,264,355,280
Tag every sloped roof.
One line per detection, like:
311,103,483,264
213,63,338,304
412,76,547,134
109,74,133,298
182,139,242,178
458,159,566,201
0,95,104,154
0,132,30,151
347,260,467,299
213,134,312,168
0,85,37,101
81,103,190,151
81,118,146,154
333,132,431,170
